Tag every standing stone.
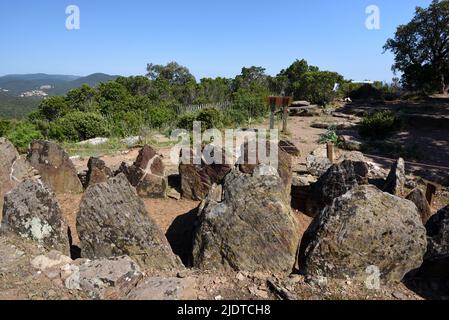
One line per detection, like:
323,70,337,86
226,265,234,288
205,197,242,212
383,158,406,197
76,174,182,270
238,140,293,197
406,188,433,224
0,138,35,216
26,140,83,194
1,178,70,255
192,168,300,275
118,145,167,198
411,204,449,295
84,157,112,188
425,204,449,263
307,160,369,217
179,147,232,201
299,185,427,283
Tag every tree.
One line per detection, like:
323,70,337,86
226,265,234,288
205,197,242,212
293,71,344,105
37,96,69,121
146,62,196,86
233,66,269,91
66,84,99,112
384,0,449,94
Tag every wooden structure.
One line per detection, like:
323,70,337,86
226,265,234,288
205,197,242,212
267,96,293,131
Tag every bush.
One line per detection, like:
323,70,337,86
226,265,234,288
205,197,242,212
49,111,110,142
0,119,14,137
176,112,198,131
148,105,176,129
6,122,43,153
359,111,402,140
109,111,146,137
223,108,247,126
196,108,223,130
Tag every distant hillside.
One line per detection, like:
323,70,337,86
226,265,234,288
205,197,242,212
0,73,119,96
49,73,119,95
0,93,42,119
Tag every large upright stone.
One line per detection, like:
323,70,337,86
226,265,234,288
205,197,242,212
76,174,181,270
84,157,112,188
179,146,233,201
26,140,83,194
118,145,167,198
299,185,427,283
192,168,300,275
406,188,433,224
307,160,369,216
411,205,449,295
238,140,293,197
1,178,70,255
383,158,406,196
0,138,35,215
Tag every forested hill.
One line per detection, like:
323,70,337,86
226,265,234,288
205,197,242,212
0,73,118,96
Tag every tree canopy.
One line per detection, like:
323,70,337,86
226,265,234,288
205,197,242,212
384,0,449,94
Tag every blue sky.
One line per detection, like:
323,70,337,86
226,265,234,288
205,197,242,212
0,0,432,82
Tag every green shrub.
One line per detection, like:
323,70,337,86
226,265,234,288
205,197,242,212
176,112,198,131
359,111,402,140
223,108,247,126
49,111,110,142
6,122,43,153
0,119,14,137
109,111,146,137
196,108,223,130
148,105,176,129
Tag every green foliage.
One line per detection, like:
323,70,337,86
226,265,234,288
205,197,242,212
0,95,41,119
177,112,198,131
384,0,449,94
37,96,69,121
0,119,14,137
359,111,402,140
148,105,176,129
49,111,110,142
293,71,344,105
3,59,350,143
196,108,224,130
6,122,43,153
318,129,339,145
232,87,269,122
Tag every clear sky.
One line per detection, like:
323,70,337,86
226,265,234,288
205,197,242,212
0,0,433,82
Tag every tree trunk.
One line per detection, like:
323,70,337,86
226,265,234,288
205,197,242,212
441,73,449,95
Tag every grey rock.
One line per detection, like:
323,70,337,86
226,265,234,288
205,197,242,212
84,157,112,188
1,178,70,255
383,158,406,197
64,256,143,299
0,138,35,216
26,140,83,194
425,204,449,261
76,174,182,270
308,160,369,216
192,168,300,275
118,145,168,198
406,188,433,224
299,185,427,283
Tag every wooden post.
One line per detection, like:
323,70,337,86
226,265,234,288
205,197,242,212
327,142,334,163
426,183,437,206
270,103,276,130
282,105,289,133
